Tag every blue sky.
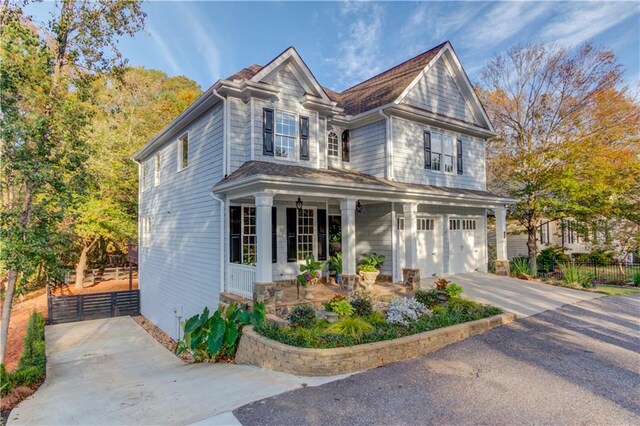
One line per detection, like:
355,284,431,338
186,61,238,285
26,1,640,92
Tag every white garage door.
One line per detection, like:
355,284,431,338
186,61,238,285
448,218,479,274
417,217,441,277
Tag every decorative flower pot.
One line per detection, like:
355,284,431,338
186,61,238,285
359,271,379,290
435,290,449,305
325,311,339,323
303,285,316,300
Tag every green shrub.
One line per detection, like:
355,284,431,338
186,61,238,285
10,365,43,387
10,312,47,389
359,253,385,272
511,257,532,276
323,294,346,312
350,291,373,316
415,289,439,308
445,283,463,298
364,310,386,325
288,304,317,328
585,249,615,266
176,303,265,361
561,263,594,288
537,246,569,273
325,317,374,339
1,363,11,397
630,271,640,287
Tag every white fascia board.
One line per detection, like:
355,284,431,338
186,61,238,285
213,174,516,207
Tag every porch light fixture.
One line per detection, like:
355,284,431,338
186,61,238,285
296,197,304,212
356,200,363,213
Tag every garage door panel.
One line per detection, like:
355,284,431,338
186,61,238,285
449,218,479,274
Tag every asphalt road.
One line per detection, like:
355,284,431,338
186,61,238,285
234,295,640,425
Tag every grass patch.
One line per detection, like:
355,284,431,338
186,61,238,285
593,285,640,296
257,298,501,349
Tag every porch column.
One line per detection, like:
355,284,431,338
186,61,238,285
255,192,273,283
403,203,421,290
340,199,359,293
494,207,510,276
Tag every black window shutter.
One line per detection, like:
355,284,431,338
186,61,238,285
424,131,431,169
263,108,274,156
456,139,463,175
342,130,350,162
229,206,241,263
300,116,309,160
317,209,327,261
272,207,277,263
286,208,297,262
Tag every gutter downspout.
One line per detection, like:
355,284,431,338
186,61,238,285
210,192,226,294
379,110,393,180
211,89,228,176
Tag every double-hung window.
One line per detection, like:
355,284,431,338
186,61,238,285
426,132,461,174
297,208,315,260
154,153,161,186
328,132,339,157
141,163,146,192
142,217,151,247
242,206,257,265
274,111,296,158
177,133,189,170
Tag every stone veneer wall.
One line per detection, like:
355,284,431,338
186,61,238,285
236,313,516,376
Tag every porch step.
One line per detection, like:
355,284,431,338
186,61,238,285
220,292,252,306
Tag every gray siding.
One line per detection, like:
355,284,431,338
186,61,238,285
392,117,486,190
229,97,249,173
138,102,224,339
402,56,479,126
355,203,393,275
251,65,320,168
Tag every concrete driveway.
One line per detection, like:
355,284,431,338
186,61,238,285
8,317,345,425
424,272,603,318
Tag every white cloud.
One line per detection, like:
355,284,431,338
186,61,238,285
177,2,222,82
330,2,386,89
540,2,639,46
147,23,183,77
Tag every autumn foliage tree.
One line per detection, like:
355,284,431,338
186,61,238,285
478,43,640,275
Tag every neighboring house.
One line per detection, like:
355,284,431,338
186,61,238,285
133,42,513,339
506,218,636,262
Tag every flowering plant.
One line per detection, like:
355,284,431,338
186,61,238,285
386,298,432,326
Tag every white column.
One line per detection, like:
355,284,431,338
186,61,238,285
495,207,508,260
340,199,357,275
255,193,273,282
403,203,418,269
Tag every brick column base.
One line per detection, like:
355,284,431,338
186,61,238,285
402,268,421,291
494,260,510,276
339,274,359,293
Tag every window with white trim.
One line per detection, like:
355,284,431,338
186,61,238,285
141,163,146,192
154,153,161,186
177,133,189,170
242,206,257,264
275,111,296,158
462,219,476,230
449,219,460,230
431,133,456,174
142,217,151,246
418,218,435,231
397,217,404,230
540,222,550,244
297,208,315,260
328,131,339,157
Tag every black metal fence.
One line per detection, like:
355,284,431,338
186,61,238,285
539,260,640,285
47,286,140,324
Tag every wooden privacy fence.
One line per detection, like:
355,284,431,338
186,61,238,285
47,286,140,324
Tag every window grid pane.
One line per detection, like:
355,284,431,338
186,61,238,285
181,135,189,169
444,155,454,173
328,132,339,157
431,153,441,171
275,112,296,158
242,207,257,264
298,209,315,260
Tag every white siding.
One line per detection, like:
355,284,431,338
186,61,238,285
392,117,486,190
138,102,224,339
402,57,479,126
329,120,387,178
229,97,249,173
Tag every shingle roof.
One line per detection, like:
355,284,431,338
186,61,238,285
222,42,448,116
213,161,506,201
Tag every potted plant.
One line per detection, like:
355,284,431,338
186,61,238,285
433,278,451,304
323,294,352,323
328,252,343,285
296,255,324,300
358,253,386,290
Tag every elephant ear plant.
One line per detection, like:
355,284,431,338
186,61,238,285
176,303,265,362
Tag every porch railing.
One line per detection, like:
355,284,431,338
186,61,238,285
227,263,256,299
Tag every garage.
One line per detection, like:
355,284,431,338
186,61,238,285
395,216,443,278
448,217,480,274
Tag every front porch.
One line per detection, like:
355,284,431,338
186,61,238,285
212,161,513,311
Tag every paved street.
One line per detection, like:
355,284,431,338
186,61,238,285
235,295,640,425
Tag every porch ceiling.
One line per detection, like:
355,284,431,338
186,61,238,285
212,161,515,208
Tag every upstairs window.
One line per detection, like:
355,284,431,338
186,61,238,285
177,133,189,170
141,162,146,192
328,132,339,157
342,130,350,162
142,217,151,247
425,132,459,174
275,111,296,158
154,153,161,186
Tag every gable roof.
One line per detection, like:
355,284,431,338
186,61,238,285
226,64,263,81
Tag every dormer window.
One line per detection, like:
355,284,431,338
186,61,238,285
328,132,339,157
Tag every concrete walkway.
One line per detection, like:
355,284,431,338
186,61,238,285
8,317,347,425
424,272,603,318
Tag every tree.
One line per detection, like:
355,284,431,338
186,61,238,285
478,43,638,275
0,0,145,364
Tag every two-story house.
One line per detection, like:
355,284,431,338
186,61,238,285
133,42,513,339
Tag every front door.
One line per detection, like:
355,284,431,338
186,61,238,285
448,218,478,274
417,217,439,277
328,215,342,256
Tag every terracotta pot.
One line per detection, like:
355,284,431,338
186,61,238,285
359,270,380,290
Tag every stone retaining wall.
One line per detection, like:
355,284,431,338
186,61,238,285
236,313,516,376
